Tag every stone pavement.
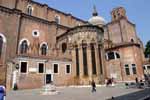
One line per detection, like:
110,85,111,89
6,85,148,100
114,88,150,100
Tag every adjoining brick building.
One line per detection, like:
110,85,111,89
0,0,145,89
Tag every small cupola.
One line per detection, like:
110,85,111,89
88,5,106,26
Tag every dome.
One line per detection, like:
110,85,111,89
88,5,106,26
88,16,106,26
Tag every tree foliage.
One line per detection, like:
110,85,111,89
144,40,150,58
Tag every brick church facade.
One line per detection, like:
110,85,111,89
0,0,145,89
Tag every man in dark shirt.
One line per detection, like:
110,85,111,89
91,80,96,92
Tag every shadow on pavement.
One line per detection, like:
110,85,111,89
107,88,150,100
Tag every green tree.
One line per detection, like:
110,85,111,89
144,40,150,58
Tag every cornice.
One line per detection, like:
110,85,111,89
106,17,135,27
105,42,140,51
0,5,14,14
56,25,104,41
17,54,72,62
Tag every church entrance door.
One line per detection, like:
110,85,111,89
46,74,52,84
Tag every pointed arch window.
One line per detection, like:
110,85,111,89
0,36,3,57
27,5,33,15
41,44,48,55
20,40,28,54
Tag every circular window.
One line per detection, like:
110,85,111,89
32,30,40,37
34,32,37,35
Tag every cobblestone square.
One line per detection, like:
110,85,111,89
6,86,149,100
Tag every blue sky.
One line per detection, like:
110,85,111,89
35,0,150,46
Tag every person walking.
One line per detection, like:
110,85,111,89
135,77,139,88
135,77,138,83
91,80,96,93
0,85,5,100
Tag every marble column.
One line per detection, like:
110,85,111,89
96,44,105,83
79,45,84,78
72,47,77,77
95,45,100,77
87,44,92,81
99,44,106,82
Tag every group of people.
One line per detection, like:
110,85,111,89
91,78,115,93
105,78,115,86
135,75,150,88
144,74,150,87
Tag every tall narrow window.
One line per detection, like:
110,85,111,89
62,43,67,53
66,64,71,74
0,36,3,57
82,43,88,76
98,45,103,74
20,40,28,54
27,5,33,15
41,44,47,55
53,64,59,74
91,43,96,75
75,45,80,76
38,63,44,73
21,62,27,73
125,64,130,75
132,64,137,74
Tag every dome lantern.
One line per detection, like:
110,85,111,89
93,5,98,16
88,6,106,26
